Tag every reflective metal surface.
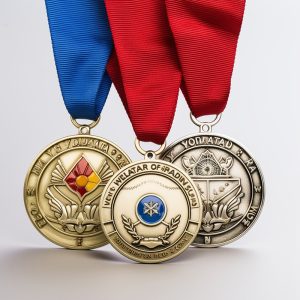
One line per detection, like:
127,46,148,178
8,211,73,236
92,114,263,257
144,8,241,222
24,134,131,249
100,159,202,263
160,133,264,247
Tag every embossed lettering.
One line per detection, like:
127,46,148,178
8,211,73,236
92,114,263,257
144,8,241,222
242,206,259,227
205,236,211,244
31,208,47,228
26,188,36,197
225,140,233,149
166,169,197,205
31,159,46,176
165,150,175,162
175,237,188,250
254,186,262,193
46,149,54,157
180,136,233,150
245,159,257,173
99,142,109,153
117,160,127,168
104,187,116,206
113,165,148,187
65,139,72,149
181,140,189,149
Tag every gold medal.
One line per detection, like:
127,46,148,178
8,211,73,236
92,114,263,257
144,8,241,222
24,118,131,249
100,141,202,263
160,115,265,247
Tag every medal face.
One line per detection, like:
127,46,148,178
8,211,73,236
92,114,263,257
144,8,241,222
24,135,131,249
160,133,264,247
100,160,202,263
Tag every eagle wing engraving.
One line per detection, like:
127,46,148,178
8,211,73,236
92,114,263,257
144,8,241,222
202,190,244,233
45,187,100,234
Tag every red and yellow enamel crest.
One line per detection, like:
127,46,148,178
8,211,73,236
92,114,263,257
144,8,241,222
64,157,101,198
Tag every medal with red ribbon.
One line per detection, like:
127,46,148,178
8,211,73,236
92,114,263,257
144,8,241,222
162,0,265,247
100,0,202,263
104,0,264,251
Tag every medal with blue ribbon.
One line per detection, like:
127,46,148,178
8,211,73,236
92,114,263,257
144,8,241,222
24,0,131,249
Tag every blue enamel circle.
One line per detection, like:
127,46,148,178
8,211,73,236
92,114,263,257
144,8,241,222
137,195,166,226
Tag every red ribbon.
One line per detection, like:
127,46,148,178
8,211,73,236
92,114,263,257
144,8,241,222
106,1,181,145
106,0,245,144
165,0,246,117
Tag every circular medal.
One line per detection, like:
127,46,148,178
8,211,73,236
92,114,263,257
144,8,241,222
100,158,202,263
24,131,131,249
159,117,264,247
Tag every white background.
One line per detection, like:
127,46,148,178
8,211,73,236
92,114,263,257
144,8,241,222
0,1,299,299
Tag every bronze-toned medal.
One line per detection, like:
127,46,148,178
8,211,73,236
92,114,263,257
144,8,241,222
100,142,202,263
103,1,204,262
25,2,130,248
24,120,131,249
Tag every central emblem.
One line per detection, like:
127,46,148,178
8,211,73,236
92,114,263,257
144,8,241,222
64,157,101,198
122,193,180,249
182,149,244,233
182,149,233,176
46,155,113,234
136,195,166,225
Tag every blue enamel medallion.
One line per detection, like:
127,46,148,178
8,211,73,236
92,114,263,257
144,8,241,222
137,195,166,225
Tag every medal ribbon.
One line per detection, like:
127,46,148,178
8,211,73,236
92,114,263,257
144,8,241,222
165,0,246,117
106,0,245,143
105,0,182,144
45,0,112,120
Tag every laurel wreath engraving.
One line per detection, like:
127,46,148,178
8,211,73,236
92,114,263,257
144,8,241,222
159,215,181,243
122,214,181,246
121,215,144,245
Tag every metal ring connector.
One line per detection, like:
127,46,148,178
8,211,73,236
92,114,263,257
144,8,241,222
135,138,166,159
70,116,101,135
190,113,222,133
71,116,101,129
